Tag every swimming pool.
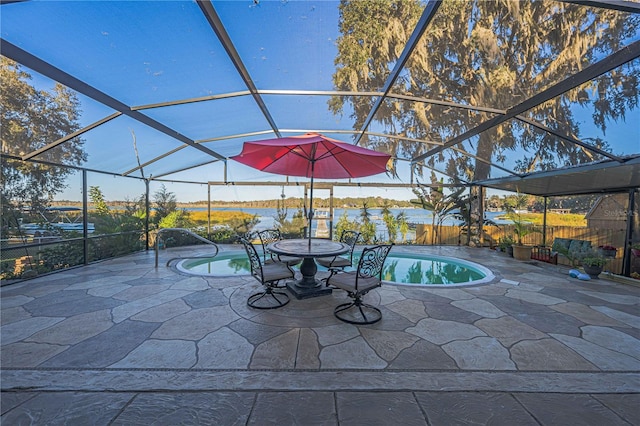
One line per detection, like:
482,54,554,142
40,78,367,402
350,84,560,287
176,250,494,287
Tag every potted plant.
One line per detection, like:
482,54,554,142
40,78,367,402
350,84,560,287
504,194,539,261
579,249,608,278
498,235,515,257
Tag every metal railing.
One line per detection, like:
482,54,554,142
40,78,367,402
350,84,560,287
1,230,146,283
154,228,219,267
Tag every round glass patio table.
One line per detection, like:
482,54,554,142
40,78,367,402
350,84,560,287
268,238,350,299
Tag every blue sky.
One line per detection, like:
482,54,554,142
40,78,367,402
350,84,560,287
2,0,638,203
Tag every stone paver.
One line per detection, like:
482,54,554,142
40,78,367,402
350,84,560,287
551,302,629,327
475,316,547,347
296,328,321,369
110,339,197,369
2,245,639,425
510,338,598,371
415,391,538,425
504,288,566,305
384,298,429,322
196,327,254,369
360,328,420,362
39,320,160,368
320,336,387,369
406,318,486,344
336,392,427,426
515,393,631,425
1,342,69,368
1,295,34,308
130,298,192,322
1,316,65,345
0,306,31,325
592,394,640,425
251,328,299,369
111,289,192,323
451,298,506,318
443,336,517,370
551,333,640,370
314,323,360,346
592,305,640,328
578,290,640,305
112,392,254,426
581,325,640,359
26,309,113,345
1,392,134,425
251,391,336,426
151,306,239,340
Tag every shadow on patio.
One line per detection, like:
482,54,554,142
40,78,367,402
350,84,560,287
2,245,639,425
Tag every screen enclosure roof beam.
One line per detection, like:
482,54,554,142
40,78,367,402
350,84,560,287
0,39,227,162
412,40,640,165
197,0,281,139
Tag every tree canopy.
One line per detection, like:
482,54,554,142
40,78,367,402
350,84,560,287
1,58,86,210
330,0,639,182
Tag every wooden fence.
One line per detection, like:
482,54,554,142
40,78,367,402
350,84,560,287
415,224,626,274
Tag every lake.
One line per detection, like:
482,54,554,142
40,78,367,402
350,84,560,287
193,207,509,237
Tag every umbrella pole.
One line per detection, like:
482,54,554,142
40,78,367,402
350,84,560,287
308,163,314,249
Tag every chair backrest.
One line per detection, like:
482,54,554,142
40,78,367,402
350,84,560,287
239,237,263,282
257,229,282,261
340,230,361,260
356,244,393,280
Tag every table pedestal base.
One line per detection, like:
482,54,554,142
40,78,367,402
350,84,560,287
285,257,333,299
286,281,332,299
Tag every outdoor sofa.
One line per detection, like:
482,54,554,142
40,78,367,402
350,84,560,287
531,237,592,265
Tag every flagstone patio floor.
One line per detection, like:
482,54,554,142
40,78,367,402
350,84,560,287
1,244,639,425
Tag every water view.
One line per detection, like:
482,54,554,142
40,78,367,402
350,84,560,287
196,207,510,238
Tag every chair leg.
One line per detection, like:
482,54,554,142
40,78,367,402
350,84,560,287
247,286,290,309
323,268,341,287
334,297,381,324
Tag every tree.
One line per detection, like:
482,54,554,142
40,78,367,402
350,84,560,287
274,205,306,238
152,184,177,227
359,201,377,243
123,194,147,225
396,211,409,243
89,186,109,216
158,210,193,229
381,201,397,243
502,193,539,245
411,172,466,245
334,211,359,242
1,58,86,210
331,1,639,181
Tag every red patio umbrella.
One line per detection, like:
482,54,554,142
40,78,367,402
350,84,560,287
230,133,391,246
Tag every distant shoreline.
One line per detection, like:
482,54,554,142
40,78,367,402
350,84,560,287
50,197,415,209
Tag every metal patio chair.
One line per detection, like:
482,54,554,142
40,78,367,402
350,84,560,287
317,230,360,284
326,244,393,324
240,237,294,309
257,229,303,267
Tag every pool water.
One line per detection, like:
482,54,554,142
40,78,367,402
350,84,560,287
176,251,493,286
177,252,251,277
370,253,492,286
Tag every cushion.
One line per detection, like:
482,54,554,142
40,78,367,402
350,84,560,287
317,256,351,269
577,273,591,281
327,271,381,293
582,241,592,251
568,240,584,254
569,269,580,278
552,238,571,252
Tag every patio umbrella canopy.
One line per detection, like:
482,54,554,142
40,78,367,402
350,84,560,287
231,133,391,244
